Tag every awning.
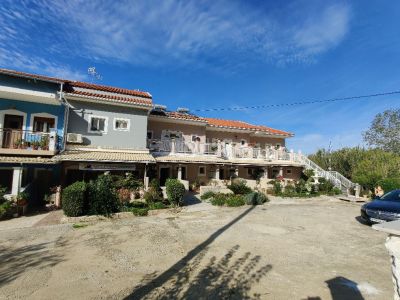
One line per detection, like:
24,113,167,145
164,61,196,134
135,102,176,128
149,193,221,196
0,156,57,164
56,150,156,163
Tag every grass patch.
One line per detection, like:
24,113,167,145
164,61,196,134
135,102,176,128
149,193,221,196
72,223,89,229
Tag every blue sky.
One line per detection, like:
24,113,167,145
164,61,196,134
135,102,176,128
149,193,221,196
1,0,399,153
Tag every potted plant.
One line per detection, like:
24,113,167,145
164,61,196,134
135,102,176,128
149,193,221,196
16,191,29,215
32,141,40,150
40,136,49,150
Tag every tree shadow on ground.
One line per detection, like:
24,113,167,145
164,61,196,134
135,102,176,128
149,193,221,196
0,238,66,287
124,206,266,299
326,276,365,300
129,245,272,300
183,192,202,206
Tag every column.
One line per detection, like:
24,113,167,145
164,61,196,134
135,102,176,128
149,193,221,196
144,164,149,191
235,167,239,177
11,167,23,196
177,165,182,180
278,167,283,177
217,140,222,157
171,138,176,154
263,167,268,179
215,166,220,180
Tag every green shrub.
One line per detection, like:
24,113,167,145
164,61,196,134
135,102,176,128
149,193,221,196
113,173,143,190
225,195,245,207
330,187,342,195
303,169,315,179
210,193,227,206
377,178,400,193
148,202,167,210
0,186,7,204
227,179,252,195
0,201,13,219
144,188,161,204
129,207,149,216
62,181,87,217
271,180,282,195
200,191,216,200
244,192,269,205
165,178,186,206
150,178,161,191
88,175,120,216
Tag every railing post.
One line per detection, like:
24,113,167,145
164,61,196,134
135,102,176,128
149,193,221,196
217,140,222,157
290,149,294,161
49,130,56,151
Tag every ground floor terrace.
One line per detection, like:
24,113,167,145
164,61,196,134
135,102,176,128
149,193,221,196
0,197,392,299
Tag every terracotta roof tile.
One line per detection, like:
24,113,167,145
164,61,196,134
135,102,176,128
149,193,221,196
57,150,155,163
66,81,152,99
204,117,292,136
66,90,153,107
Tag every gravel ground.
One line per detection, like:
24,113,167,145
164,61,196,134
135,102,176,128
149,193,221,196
0,197,393,300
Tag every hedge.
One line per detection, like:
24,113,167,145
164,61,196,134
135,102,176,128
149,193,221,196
62,181,87,217
165,178,185,206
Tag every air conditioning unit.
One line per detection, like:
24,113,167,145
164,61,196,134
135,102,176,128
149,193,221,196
66,133,83,144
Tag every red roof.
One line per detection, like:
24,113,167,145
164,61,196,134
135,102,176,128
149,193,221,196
66,81,151,99
165,111,207,122
205,117,292,136
67,90,153,107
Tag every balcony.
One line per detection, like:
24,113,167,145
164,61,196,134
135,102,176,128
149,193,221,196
147,139,301,163
0,129,58,156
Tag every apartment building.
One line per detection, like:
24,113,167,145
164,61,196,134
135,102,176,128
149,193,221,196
0,68,304,205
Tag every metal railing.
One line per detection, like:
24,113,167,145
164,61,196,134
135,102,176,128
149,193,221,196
0,129,58,151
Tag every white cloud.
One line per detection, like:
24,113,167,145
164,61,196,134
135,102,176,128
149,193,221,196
0,0,351,73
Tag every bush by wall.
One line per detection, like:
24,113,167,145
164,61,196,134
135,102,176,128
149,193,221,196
210,193,227,206
227,179,252,195
165,178,186,206
88,175,120,216
62,181,87,217
377,178,400,193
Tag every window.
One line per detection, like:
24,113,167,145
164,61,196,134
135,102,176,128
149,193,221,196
33,117,55,133
192,135,200,142
147,131,153,139
247,168,253,176
275,143,281,150
198,166,206,176
88,116,108,133
241,139,247,146
286,169,292,174
114,118,130,131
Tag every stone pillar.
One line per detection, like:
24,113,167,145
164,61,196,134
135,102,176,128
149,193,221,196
373,221,400,300
55,186,62,208
177,165,182,180
195,139,200,154
11,167,23,196
215,166,220,180
144,164,149,191
278,167,283,177
355,183,361,198
263,167,268,179
217,140,222,157
386,235,400,300
235,167,239,177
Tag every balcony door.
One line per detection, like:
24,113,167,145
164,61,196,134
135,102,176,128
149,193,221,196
33,117,55,133
3,114,23,148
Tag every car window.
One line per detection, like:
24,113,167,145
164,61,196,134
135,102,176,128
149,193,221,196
380,190,400,202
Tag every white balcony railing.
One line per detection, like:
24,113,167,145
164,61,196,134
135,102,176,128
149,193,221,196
147,139,299,162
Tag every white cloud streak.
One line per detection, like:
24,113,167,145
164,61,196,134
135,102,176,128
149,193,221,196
0,0,351,77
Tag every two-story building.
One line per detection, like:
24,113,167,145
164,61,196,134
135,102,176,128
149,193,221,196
57,80,155,186
0,69,66,203
0,68,305,204
147,107,303,188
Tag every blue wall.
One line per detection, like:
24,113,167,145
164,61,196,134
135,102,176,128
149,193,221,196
0,99,66,148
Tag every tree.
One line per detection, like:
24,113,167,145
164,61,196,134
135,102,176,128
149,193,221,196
352,149,400,191
363,109,400,154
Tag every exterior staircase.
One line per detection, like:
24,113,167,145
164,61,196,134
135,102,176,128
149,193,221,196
295,153,357,192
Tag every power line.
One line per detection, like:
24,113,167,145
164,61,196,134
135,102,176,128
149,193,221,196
192,90,400,112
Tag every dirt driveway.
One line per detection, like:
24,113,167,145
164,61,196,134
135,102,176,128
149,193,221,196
0,197,393,299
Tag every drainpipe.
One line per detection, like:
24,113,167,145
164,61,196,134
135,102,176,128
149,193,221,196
58,82,71,154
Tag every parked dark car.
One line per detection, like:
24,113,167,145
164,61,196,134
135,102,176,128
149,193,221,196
361,189,400,224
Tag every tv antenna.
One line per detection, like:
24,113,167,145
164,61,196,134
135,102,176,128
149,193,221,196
87,67,103,82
